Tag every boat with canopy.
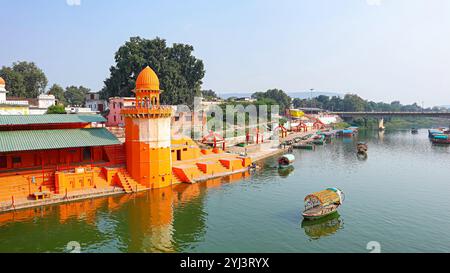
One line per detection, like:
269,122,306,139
278,154,295,168
302,188,345,220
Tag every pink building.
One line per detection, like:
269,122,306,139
106,97,135,127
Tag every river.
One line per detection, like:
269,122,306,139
1,129,450,253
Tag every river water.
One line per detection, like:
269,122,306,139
1,129,450,253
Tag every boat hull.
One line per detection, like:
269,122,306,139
302,204,340,220
303,209,338,220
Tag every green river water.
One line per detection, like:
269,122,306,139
1,129,450,253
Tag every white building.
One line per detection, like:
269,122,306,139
29,94,57,115
85,92,107,113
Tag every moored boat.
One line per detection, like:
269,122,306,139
429,128,449,138
342,129,354,137
357,142,368,154
308,134,325,145
278,154,295,168
293,144,315,150
411,128,418,134
302,188,345,220
431,134,450,144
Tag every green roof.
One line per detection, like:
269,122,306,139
0,114,106,126
0,128,120,153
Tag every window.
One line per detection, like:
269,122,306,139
114,116,116,122
0,156,6,168
175,116,180,122
12,157,21,164
91,94,95,100
83,148,91,161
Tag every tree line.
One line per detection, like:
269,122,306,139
0,61,92,107
292,94,446,112
2,37,444,116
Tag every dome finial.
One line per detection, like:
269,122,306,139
135,66,160,91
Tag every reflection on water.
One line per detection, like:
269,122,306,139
0,171,251,253
278,166,295,178
356,152,368,161
2,130,450,252
301,212,343,240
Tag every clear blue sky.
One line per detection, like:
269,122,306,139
1,0,450,106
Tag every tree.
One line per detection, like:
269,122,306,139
47,84,66,105
46,104,67,114
100,37,205,106
343,94,365,112
252,89,292,114
65,86,90,106
0,61,47,98
201,89,220,100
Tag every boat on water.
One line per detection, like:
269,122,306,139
294,144,315,150
431,133,450,144
342,129,354,137
411,128,419,134
278,154,295,168
429,128,449,139
309,134,325,145
357,142,368,154
302,188,345,220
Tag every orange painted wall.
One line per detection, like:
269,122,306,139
0,147,105,171
0,169,55,202
196,162,225,175
124,117,172,189
54,167,110,194
172,166,202,183
219,158,245,171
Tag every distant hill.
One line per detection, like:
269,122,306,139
440,105,450,109
217,91,343,100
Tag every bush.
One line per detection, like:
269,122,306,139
46,104,66,114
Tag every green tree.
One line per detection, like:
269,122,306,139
100,37,205,106
201,89,220,100
251,89,292,114
343,94,365,112
0,62,47,98
46,104,67,114
47,84,66,105
65,86,90,106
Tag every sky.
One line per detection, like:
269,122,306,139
1,0,450,106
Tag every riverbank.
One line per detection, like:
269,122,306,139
0,129,321,214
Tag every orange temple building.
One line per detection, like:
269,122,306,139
0,67,252,212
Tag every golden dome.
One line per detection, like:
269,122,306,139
0,77,5,85
135,66,160,91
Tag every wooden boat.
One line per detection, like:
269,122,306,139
309,134,325,145
357,142,368,153
294,144,315,150
342,129,354,137
278,154,295,168
302,188,345,220
431,134,450,144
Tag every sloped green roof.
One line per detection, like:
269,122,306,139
0,114,106,126
0,128,120,152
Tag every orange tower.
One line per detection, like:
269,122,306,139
121,66,173,189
